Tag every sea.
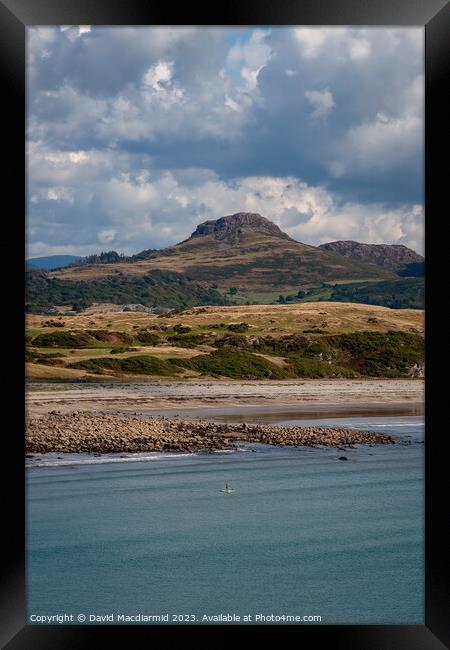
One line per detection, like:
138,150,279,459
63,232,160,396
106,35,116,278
26,414,424,625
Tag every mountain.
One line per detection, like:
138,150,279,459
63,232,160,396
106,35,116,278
318,241,423,272
27,213,426,312
27,255,81,270
52,213,395,299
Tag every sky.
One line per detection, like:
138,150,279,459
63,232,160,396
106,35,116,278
27,26,424,258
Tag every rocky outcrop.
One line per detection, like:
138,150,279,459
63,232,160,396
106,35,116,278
318,240,423,271
190,212,293,244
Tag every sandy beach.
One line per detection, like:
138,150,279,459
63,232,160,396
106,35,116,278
27,379,424,419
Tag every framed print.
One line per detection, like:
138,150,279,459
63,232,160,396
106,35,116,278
1,1,448,648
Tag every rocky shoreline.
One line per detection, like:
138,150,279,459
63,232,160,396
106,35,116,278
26,411,397,454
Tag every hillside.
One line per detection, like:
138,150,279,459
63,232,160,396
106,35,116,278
26,302,424,382
325,278,425,309
36,213,396,310
25,268,228,314
318,240,423,272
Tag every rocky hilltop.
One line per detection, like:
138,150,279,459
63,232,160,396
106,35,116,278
319,240,423,271
189,212,293,244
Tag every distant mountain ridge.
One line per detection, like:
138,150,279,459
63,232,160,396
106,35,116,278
27,255,81,270
318,240,423,271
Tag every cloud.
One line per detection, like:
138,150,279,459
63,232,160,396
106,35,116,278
27,26,424,257
26,141,425,257
304,88,335,119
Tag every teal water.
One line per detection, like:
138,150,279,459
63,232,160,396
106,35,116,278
26,415,424,624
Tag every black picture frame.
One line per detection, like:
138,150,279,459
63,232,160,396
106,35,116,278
1,1,448,648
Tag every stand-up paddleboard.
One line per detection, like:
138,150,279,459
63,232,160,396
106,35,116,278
220,482,234,493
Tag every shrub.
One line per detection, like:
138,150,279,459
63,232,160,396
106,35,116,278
26,349,65,365
88,330,134,345
173,324,192,334
69,355,177,376
42,319,65,328
135,330,162,345
287,356,358,378
32,330,95,348
227,322,249,333
325,331,424,377
169,349,290,380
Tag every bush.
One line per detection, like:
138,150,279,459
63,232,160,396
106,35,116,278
69,355,177,376
42,319,65,328
135,330,162,345
325,331,424,377
32,330,95,348
88,330,134,345
287,356,358,378
26,349,65,365
169,349,290,379
169,332,216,347
173,324,192,334
227,322,249,333
72,300,92,313
109,346,132,354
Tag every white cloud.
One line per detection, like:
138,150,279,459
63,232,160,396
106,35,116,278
294,28,335,58
304,88,335,119
349,38,371,61
329,112,422,176
224,95,241,112
143,60,174,91
227,29,272,91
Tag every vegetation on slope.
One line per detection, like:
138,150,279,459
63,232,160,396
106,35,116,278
68,355,178,376
57,330,424,379
26,303,425,380
168,349,290,379
25,269,228,314
325,278,424,309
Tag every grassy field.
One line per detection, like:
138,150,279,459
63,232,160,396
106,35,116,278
26,302,424,381
27,302,424,336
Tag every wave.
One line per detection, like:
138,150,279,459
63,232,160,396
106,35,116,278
27,452,197,468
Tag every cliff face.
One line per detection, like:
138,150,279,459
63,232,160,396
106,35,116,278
318,240,423,271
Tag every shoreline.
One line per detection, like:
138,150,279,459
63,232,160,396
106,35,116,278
26,411,398,454
26,379,421,455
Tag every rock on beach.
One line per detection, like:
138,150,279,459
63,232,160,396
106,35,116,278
25,412,397,454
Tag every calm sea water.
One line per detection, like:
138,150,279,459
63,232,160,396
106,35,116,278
26,415,424,625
